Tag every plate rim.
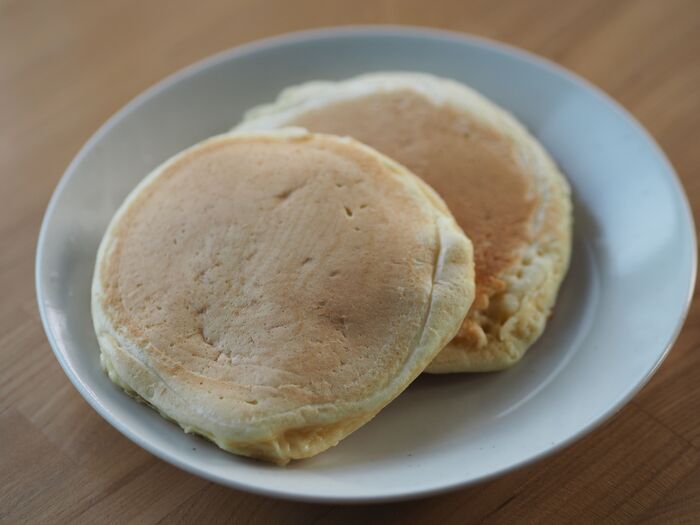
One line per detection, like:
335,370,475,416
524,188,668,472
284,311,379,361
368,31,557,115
35,25,697,503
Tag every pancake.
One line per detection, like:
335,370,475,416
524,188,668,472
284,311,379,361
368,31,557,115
235,73,572,372
91,129,475,464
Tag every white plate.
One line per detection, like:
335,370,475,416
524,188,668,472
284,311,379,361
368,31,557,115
36,27,696,503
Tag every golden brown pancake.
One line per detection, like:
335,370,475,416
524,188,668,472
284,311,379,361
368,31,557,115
235,73,572,371
92,129,475,464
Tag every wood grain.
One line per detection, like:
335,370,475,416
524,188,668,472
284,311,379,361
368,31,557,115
2,0,699,523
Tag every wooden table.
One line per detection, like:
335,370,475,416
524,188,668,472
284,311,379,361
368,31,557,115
2,0,699,522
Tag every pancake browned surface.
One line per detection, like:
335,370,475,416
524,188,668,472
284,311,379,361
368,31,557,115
91,129,475,464
235,73,572,372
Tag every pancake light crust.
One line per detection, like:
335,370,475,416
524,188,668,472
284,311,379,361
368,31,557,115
92,129,475,464
235,72,573,372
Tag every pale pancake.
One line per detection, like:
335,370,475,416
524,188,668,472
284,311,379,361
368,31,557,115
235,73,572,372
92,129,475,464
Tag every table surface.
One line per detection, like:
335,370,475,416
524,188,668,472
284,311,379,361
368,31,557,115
2,0,700,523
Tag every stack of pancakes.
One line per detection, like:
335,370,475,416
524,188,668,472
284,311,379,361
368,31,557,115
92,73,572,465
